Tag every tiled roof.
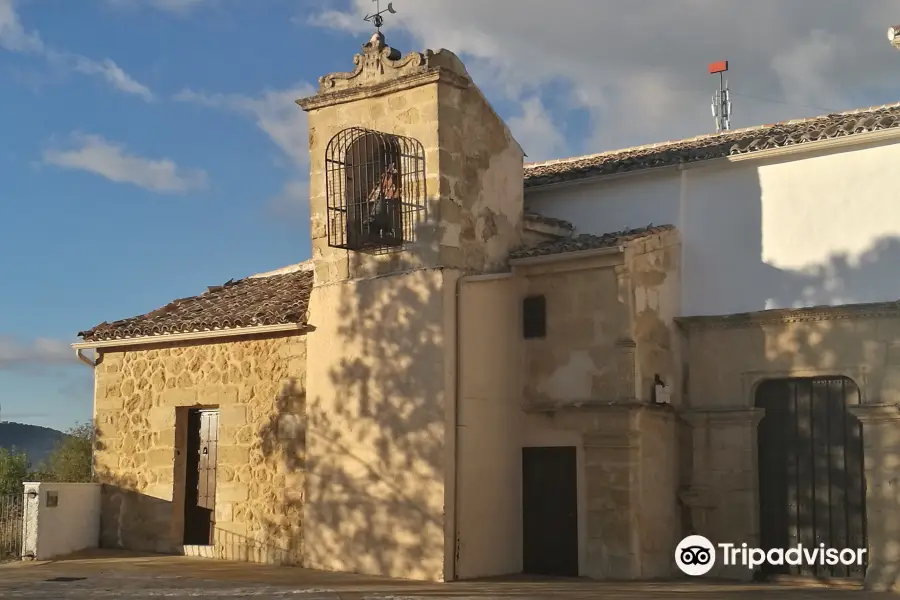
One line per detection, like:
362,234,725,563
510,224,674,260
78,268,313,342
523,102,900,188
523,211,575,231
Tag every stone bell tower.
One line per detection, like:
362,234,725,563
295,32,524,582
297,30,524,281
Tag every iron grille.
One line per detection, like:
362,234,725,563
324,127,426,251
0,493,23,562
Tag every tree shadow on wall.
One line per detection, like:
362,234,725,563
304,266,446,580
747,309,900,591
253,376,306,566
681,231,900,591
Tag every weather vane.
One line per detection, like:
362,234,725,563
364,0,396,31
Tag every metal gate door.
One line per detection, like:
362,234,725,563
756,377,867,578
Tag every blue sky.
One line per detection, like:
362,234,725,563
2,0,900,431
0,0,337,430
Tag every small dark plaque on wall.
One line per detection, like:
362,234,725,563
46,491,59,508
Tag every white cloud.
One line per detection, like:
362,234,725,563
0,335,74,370
0,0,152,100
0,0,42,53
175,84,315,167
507,97,565,162
43,133,208,193
175,84,315,212
68,55,154,102
305,9,370,34
309,0,900,158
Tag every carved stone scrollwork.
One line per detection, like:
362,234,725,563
318,31,432,93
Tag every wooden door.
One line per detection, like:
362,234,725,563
522,446,579,577
183,409,219,545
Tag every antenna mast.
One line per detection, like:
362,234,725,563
709,60,732,132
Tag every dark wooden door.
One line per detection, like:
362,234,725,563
522,446,579,577
756,377,867,578
183,409,219,545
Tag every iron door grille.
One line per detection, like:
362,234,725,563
756,377,867,579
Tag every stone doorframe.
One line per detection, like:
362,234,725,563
740,366,870,409
679,406,764,581
846,402,900,592
527,401,679,581
675,304,900,585
684,372,900,588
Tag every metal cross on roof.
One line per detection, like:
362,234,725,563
364,0,396,30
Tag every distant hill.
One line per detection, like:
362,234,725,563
0,422,67,467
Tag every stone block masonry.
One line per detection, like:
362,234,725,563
93,333,307,565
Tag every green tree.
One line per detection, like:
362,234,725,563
0,448,29,497
37,422,93,484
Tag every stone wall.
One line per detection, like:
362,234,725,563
516,231,680,409
547,403,678,579
637,408,678,577
679,308,900,588
300,44,523,286
518,253,633,407
626,228,681,404
93,333,306,564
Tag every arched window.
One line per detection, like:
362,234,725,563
324,127,425,251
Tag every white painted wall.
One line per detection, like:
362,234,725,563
21,482,101,561
455,274,522,579
527,136,900,316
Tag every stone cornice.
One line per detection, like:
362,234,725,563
681,406,765,426
848,403,900,423
675,301,900,332
297,69,469,111
523,399,674,415
297,33,471,112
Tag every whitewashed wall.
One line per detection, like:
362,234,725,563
527,136,900,317
22,482,101,561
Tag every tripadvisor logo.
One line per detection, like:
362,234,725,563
675,535,867,576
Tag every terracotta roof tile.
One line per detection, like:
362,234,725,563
523,102,900,188
510,224,675,260
77,269,313,342
523,211,575,230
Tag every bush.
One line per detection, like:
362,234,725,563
0,449,28,497
34,422,93,484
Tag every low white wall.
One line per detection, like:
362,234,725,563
22,482,101,561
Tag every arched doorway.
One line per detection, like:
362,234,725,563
756,376,867,579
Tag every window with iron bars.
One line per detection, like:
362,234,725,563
324,127,426,252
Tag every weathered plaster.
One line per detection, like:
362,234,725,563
518,231,680,408
524,403,679,579
626,228,681,404
92,334,306,565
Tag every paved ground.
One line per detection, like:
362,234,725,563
0,551,892,599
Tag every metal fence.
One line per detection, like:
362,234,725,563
0,493,23,561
